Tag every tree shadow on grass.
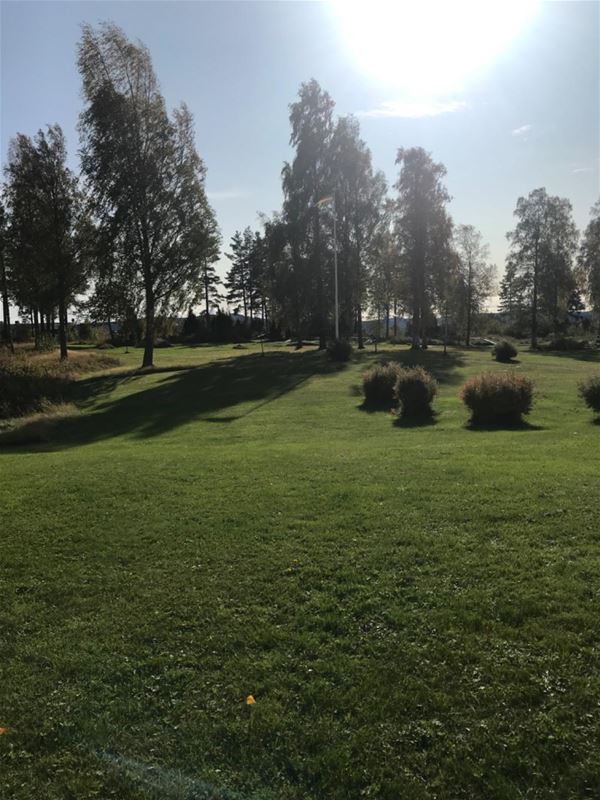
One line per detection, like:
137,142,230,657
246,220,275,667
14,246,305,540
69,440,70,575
534,350,600,364
0,351,346,452
357,348,467,387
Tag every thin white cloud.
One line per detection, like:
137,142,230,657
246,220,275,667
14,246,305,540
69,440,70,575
511,124,532,136
356,98,467,119
206,189,249,200
572,167,592,174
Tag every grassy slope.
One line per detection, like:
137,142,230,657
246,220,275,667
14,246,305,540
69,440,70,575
1,344,600,799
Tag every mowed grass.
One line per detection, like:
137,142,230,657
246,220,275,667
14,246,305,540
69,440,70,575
1,343,600,799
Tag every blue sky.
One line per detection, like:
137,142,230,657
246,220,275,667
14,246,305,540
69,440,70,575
1,0,599,291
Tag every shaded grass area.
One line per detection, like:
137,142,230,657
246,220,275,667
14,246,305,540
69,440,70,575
0,349,122,420
3,350,348,448
1,344,600,799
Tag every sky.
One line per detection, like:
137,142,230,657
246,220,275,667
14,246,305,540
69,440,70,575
1,0,599,297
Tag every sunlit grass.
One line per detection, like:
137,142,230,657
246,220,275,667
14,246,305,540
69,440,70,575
1,343,600,798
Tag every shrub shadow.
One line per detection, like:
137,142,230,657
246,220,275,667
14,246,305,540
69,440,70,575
0,351,346,452
393,410,438,428
465,417,544,432
358,400,397,414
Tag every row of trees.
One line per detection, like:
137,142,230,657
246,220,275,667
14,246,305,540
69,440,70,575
220,80,498,350
222,79,598,350
1,22,220,365
500,189,600,346
1,127,88,358
1,25,599,362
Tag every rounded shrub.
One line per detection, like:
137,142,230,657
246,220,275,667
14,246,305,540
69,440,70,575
578,375,600,413
362,362,402,406
493,340,518,363
394,366,438,417
327,339,353,362
461,371,534,424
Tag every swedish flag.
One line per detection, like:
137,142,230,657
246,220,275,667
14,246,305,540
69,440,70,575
316,196,334,208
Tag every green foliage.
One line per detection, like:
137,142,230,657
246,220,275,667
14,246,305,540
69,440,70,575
493,340,518,362
394,365,437,417
461,370,534,424
78,22,220,367
578,375,600,413
506,188,578,347
578,200,600,314
362,361,401,405
225,228,264,322
327,338,353,362
4,125,89,359
394,148,452,345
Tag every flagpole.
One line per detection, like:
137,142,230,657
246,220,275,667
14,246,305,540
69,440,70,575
333,200,339,340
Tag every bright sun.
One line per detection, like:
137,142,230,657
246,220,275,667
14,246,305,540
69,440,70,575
330,0,540,97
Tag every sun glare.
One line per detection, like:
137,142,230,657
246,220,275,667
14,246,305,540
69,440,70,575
331,0,540,97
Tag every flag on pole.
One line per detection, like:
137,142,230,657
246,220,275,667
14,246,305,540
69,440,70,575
316,196,334,209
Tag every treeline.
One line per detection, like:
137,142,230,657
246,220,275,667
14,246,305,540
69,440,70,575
221,82,499,349
500,191,600,345
222,79,599,350
1,26,599,366
0,23,219,366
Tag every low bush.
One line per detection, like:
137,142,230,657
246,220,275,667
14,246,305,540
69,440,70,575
327,339,353,362
578,375,600,413
461,371,534,424
362,362,402,406
0,351,121,420
493,340,518,362
394,366,437,417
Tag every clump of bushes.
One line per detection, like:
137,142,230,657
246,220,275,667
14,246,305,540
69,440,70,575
578,375,600,414
327,339,353,362
493,340,518,363
394,366,437,417
461,371,534,425
362,362,401,406
0,351,121,420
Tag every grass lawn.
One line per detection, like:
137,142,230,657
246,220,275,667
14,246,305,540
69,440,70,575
1,343,600,799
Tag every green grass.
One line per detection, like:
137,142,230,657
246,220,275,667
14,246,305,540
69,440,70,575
2,343,600,799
